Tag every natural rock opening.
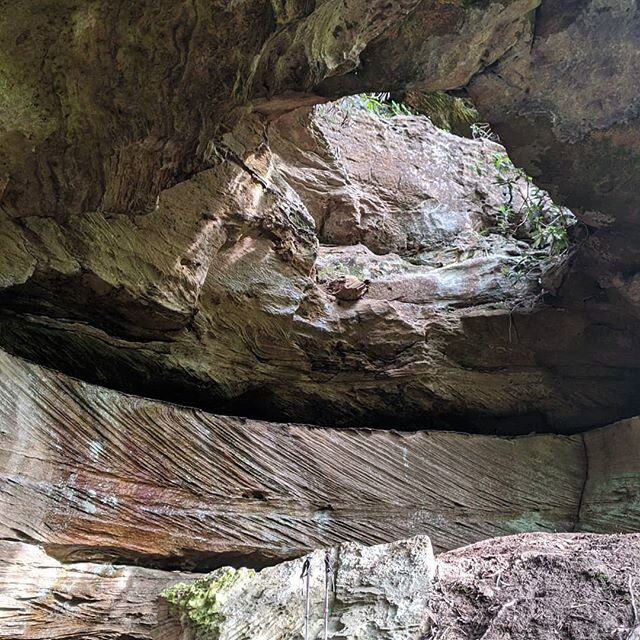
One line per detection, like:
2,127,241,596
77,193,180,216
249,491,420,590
2,2,640,637
1,98,627,435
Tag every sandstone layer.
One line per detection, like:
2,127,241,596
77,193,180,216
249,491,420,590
2,107,638,432
159,537,436,640
1,348,639,571
2,2,640,432
0,540,192,640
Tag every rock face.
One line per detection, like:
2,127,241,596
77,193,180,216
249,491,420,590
159,537,436,640
0,0,536,219
2,3,640,638
5,532,638,640
159,533,640,640
1,2,640,432
1,347,640,571
0,347,580,566
2,106,638,432
0,540,193,640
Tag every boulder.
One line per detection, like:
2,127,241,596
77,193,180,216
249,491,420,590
160,533,640,640
5,532,638,640
159,537,436,640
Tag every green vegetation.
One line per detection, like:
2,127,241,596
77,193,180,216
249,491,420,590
317,259,366,282
477,152,575,282
316,90,478,132
402,90,478,132
489,153,571,254
162,568,256,635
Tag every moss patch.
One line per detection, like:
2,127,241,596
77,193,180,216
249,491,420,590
162,567,256,636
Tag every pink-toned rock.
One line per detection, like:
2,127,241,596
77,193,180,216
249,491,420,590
1,347,639,570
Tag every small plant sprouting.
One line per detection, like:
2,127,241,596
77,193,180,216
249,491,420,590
484,152,574,282
315,91,477,131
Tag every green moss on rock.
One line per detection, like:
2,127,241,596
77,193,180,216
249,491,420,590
162,567,256,636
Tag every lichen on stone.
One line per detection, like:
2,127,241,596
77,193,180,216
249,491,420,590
162,567,256,635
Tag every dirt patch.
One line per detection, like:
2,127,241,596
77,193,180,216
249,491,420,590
424,533,640,640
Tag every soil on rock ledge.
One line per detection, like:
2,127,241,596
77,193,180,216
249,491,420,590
425,533,640,640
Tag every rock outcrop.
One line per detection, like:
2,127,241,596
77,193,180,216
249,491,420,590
0,0,536,219
2,347,640,571
159,537,436,640
3,3,640,637
1,1,640,433
5,532,637,640
160,534,640,640
3,1,640,432
0,541,193,640
2,106,638,432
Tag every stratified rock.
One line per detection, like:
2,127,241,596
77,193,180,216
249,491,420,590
468,2,640,350
1,347,640,569
158,533,640,640
580,417,640,535
5,533,638,640
159,537,436,640
0,347,586,567
2,1,640,434
2,108,638,432
0,540,193,640
0,0,535,218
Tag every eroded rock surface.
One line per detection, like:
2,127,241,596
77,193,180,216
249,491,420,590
0,540,193,640
5,532,638,640
0,348,583,567
159,533,640,640
160,537,436,640
468,2,640,359
1,1,640,433
0,0,536,218
1,347,639,570
2,107,637,431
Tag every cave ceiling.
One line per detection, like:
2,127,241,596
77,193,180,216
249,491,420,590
1,0,639,433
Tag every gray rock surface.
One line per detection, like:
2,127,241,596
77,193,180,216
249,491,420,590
160,537,435,640
4,109,636,432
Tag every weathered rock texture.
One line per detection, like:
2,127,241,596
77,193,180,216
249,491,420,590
0,540,193,640
2,106,638,432
3,1,640,432
5,532,638,640
0,0,536,219
159,537,436,640
1,347,640,571
160,533,640,640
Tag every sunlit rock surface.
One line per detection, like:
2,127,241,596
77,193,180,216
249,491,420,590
2,108,637,432
1,2,640,431
160,537,436,640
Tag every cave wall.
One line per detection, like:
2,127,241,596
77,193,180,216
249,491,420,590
2,1,640,431
2,106,640,432
1,348,639,571
1,2,640,636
